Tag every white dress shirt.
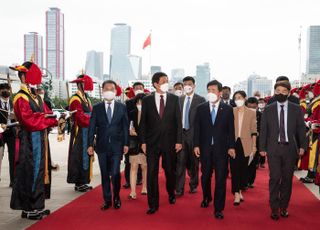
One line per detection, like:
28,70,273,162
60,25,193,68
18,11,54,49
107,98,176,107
105,99,115,118
155,92,167,114
277,101,289,142
182,93,194,128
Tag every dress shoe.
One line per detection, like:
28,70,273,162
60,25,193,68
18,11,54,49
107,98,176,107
101,201,112,210
75,184,90,192
200,198,212,208
189,188,197,194
146,208,158,215
169,196,176,204
38,209,51,216
175,191,184,197
128,194,137,200
21,211,42,220
123,183,130,189
113,198,121,209
141,191,147,195
214,211,224,219
271,211,279,221
280,209,289,218
247,183,254,189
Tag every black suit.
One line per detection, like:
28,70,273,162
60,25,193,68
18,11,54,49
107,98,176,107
124,98,142,185
140,93,182,209
0,99,16,185
176,94,205,193
259,101,307,211
88,101,129,203
194,101,235,212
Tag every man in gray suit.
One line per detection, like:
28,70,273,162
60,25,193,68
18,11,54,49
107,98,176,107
176,76,206,196
259,81,307,221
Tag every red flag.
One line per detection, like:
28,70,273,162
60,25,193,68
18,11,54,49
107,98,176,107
143,33,151,49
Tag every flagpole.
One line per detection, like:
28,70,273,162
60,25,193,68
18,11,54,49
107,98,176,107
298,25,302,88
149,30,152,80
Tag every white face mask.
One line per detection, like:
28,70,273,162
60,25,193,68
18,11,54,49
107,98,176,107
184,85,193,94
103,91,116,101
235,99,245,107
136,104,142,111
207,92,218,103
134,90,144,95
258,103,265,109
174,90,183,97
159,83,169,93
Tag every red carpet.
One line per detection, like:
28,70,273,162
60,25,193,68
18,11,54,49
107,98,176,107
28,167,320,230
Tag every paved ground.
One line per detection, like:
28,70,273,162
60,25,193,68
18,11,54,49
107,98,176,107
0,133,319,230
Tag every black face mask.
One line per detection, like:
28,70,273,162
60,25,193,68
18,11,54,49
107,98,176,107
1,91,10,98
275,93,288,103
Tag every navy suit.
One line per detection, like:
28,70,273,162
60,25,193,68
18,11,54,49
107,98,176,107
194,101,235,212
88,101,129,203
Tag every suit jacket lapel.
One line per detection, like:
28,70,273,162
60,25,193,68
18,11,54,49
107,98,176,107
213,102,223,127
151,94,161,120
162,93,170,119
287,103,293,135
273,103,279,134
111,102,119,124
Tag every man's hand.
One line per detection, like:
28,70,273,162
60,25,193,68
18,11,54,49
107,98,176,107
87,146,94,156
194,147,200,158
129,128,138,136
175,144,182,153
123,146,129,154
260,151,267,157
228,148,236,159
141,144,146,154
298,148,304,157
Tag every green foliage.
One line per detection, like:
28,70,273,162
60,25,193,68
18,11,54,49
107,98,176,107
51,97,68,109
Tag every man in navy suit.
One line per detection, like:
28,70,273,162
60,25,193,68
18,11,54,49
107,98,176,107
88,80,129,210
194,80,235,220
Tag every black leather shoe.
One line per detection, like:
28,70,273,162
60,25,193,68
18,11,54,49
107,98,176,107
146,208,157,214
201,198,212,208
271,212,279,220
123,183,130,189
21,211,43,220
175,191,184,197
233,201,240,206
113,198,121,209
101,201,112,210
280,209,289,218
214,211,224,219
38,209,51,216
189,188,197,194
169,196,176,204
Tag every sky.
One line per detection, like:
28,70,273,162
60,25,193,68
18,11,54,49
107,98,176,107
0,0,320,87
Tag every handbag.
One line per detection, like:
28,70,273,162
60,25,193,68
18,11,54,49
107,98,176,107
129,136,140,155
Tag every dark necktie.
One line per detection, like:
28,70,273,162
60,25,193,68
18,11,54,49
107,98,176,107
279,105,286,143
159,95,165,118
107,103,112,123
4,102,8,111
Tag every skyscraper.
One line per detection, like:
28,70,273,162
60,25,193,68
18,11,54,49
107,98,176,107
46,7,65,80
109,23,134,87
85,50,104,80
24,32,43,68
150,66,162,76
128,55,142,80
306,26,320,74
171,68,185,83
195,63,211,97
247,73,272,97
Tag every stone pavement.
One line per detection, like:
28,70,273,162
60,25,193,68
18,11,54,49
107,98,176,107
0,133,319,230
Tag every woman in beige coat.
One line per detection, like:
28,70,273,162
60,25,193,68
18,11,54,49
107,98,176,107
231,91,257,205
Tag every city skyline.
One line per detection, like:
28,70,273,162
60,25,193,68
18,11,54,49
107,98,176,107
1,0,320,87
